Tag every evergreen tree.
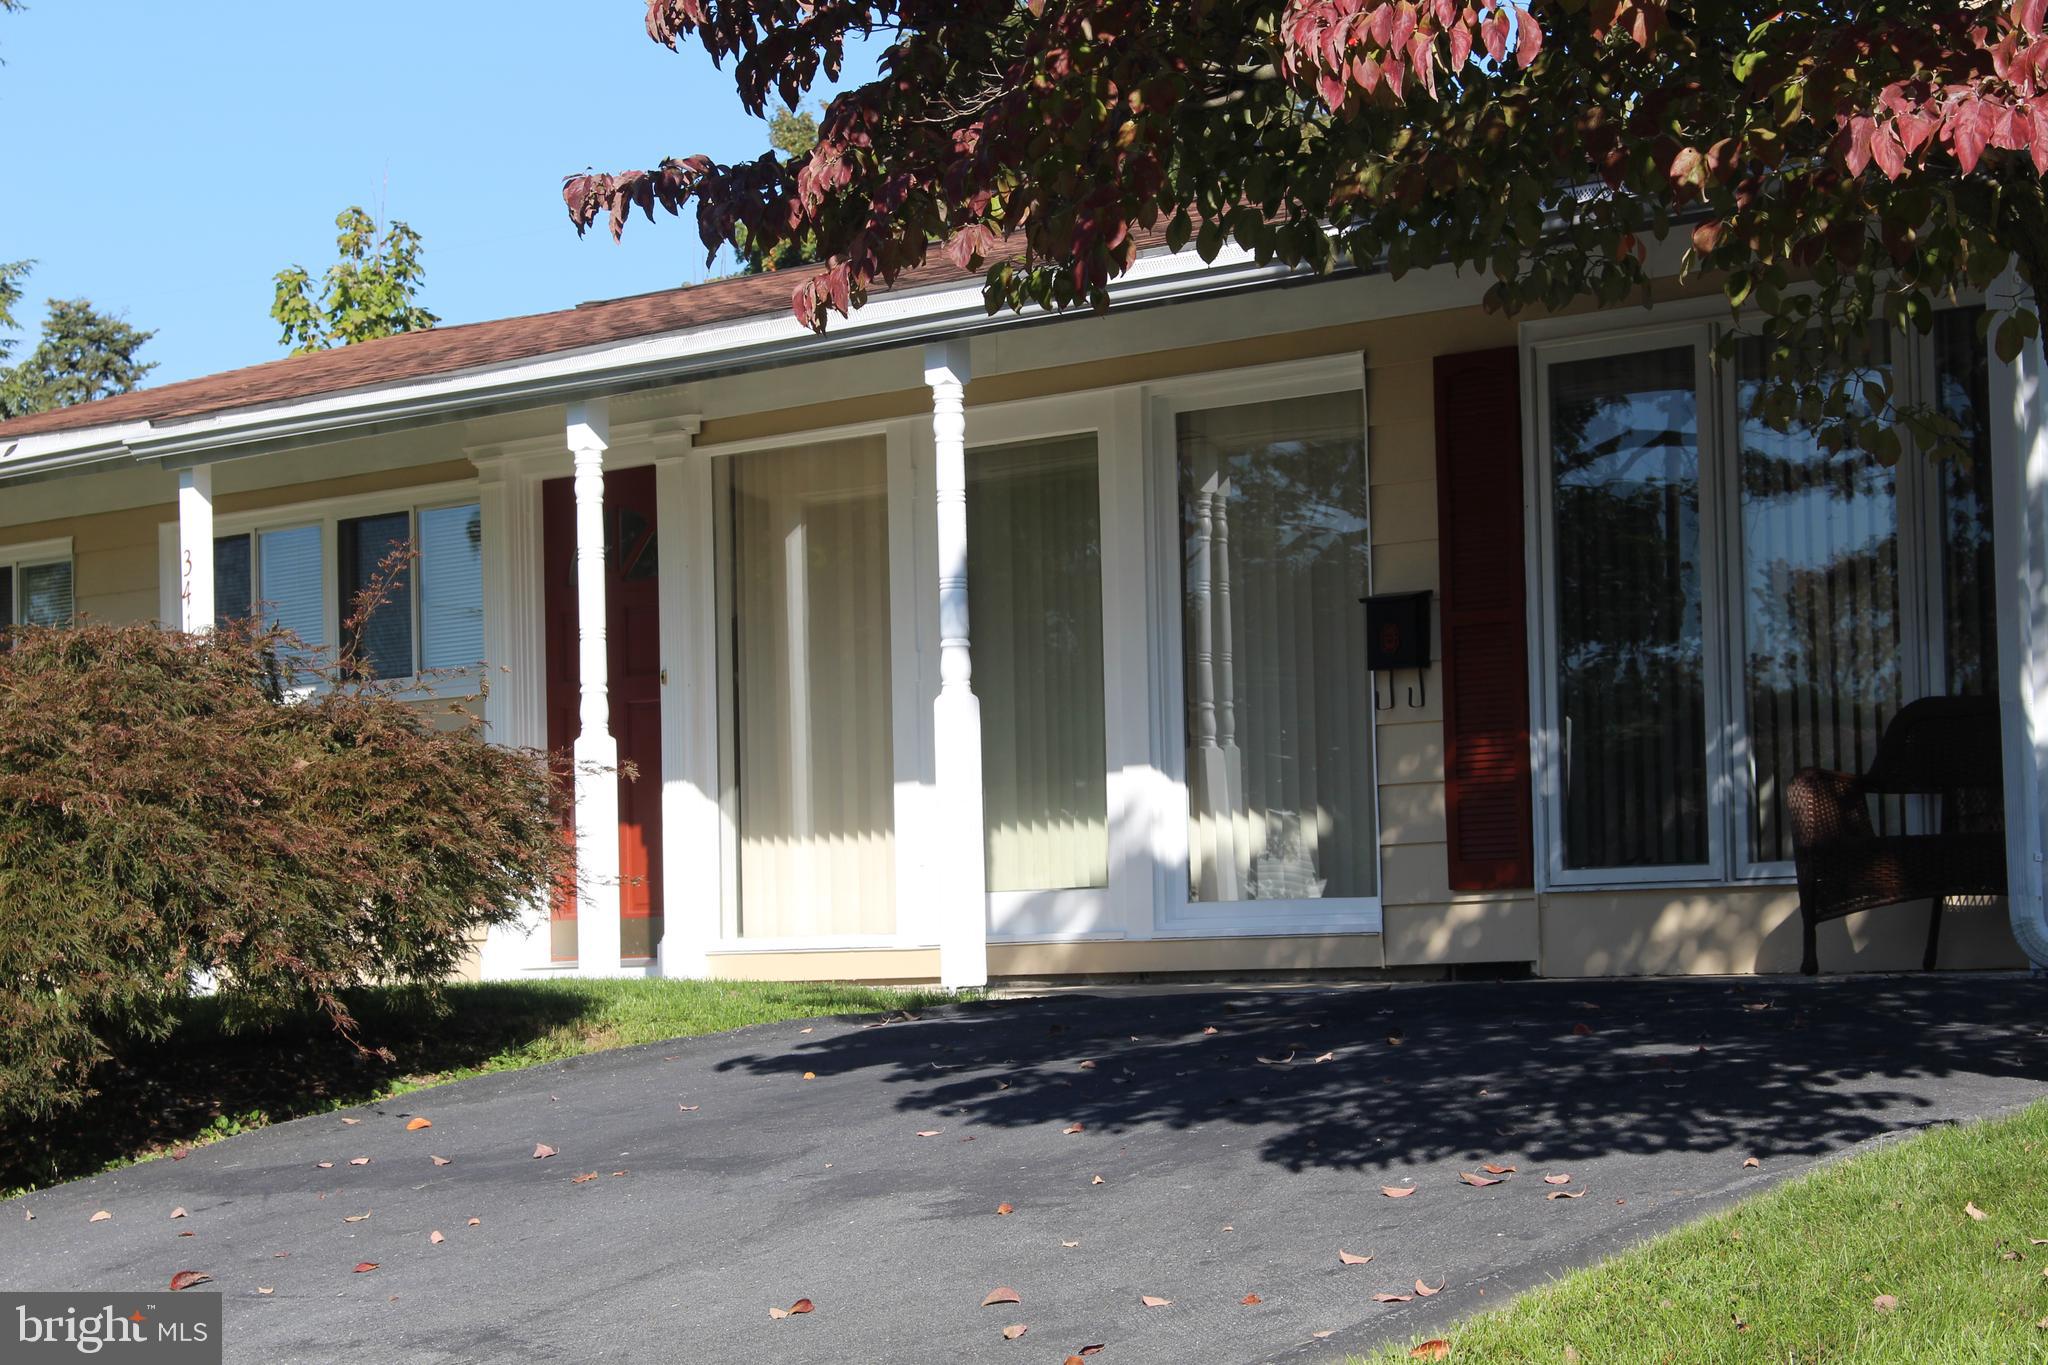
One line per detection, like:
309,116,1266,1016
0,266,155,420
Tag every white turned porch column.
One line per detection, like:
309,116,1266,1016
925,340,989,989
1991,303,2048,969
569,401,625,976
176,464,214,632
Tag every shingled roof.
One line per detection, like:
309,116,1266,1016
0,253,988,441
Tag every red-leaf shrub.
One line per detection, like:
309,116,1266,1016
0,621,567,1122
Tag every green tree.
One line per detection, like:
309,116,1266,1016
735,108,822,274
272,206,438,355
0,277,155,420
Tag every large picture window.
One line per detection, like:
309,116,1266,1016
208,498,484,682
1533,312,1997,885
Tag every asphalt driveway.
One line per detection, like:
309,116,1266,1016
6,974,2047,1364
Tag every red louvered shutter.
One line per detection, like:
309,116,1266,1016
1433,347,1534,890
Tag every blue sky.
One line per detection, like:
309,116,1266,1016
0,3,879,387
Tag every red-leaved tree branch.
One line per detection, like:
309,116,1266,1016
569,0,2048,456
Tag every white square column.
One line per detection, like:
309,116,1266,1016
924,340,990,989
176,465,214,633
651,418,715,980
569,400,625,976
1990,291,2048,969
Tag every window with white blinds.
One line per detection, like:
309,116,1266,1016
211,499,484,681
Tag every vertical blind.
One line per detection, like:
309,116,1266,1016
1549,347,1711,871
727,441,897,938
968,435,1111,892
1736,334,1903,865
419,503,486,671
1179,391,1377,903
1934,307,1999,698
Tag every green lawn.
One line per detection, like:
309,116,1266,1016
5,977,958,1197
1355,1100,2048,1364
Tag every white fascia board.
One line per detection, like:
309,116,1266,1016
0,244,1304,480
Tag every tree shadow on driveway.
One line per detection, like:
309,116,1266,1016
714,975,2048,1174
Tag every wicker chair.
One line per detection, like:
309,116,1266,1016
1787,695,2007,976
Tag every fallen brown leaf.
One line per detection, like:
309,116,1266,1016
343,1212,371,1224
1410,1341,1450,1360
1079,1060,1097,1070
1141,1295,1172,1308
340,1117,361,1126
1061,1240,1080,1248
1076,1344,1103,1356
983,1287,1022,1307
178,1231,194,1238
315,1161,333,1170
571,1172,600,1184
768,1307,789,1319
348,1157,370,1166
1381,1185,1416,1198
802,1071,817,1081
430,1230,445,1245
789,1298,815,1315
405,1117,432,1131
1313,1330,1335,1339
799,1026,814,1034
1459,1172,1503,1187
353,1262,378,1274
1002,1323,1028,1340
1063,1123,1086,1135
612,1171,628,1178
1542,1174,1573,1185
1202,1026,1219,1035
89,1211,110,1223
1241,1293,1263,1305
1742,1157,1761,1169
532,1144,556,1160
1313,1051,1336,1063
170,1207,187,1220
430,1156,452,1167
1967,1201,1990,1221
1064,1358,1086,1365
1257,1052,1296,1065
169,1271,211,1292
1373,1293,1414,1303
1872,1294,1898,1312
467,1217,480,1226
916,1130,942,1138
1339,1250,1375,1265
171,1148,189,1161
1546,1189,1587,1200
256,1287,273,1296
996,1203,1015,1216
1483,1164,1517,1175
1091,1175,1105,1185
1415,1279,1444,1297
679,1105,699,1112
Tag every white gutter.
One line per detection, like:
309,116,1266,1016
0,243,1314,479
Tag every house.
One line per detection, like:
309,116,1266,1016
4,239,2045,987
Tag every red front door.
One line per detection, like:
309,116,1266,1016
542,466,664,962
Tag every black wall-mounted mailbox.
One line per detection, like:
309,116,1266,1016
1363,590,1432,671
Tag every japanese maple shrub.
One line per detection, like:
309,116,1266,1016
0,620,566,1123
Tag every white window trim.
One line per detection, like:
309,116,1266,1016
1521,300,1991,892
1142,352,1384,936
156,478,483,696
0,535,76,627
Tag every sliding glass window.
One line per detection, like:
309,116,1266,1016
1177,391,1377,904
968,435,1110,893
